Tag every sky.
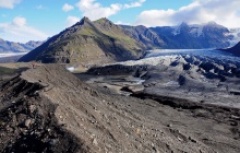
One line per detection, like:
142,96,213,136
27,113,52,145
0,0,240,43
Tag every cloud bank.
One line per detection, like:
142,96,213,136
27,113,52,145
62,3,74,12
0,0,21,9
66,16,80,27
0,17,48,42
135,0,240,28
76,0,146,20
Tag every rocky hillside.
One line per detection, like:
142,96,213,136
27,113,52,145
121,25,166,49
0,38,42,53
19,17,144,65
0,64,240,153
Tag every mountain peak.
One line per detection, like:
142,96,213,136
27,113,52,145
19,16,143,64
207,21,217,25
98,17,108,21
82,16,90,21
179,22,189,27
76,16,92,26
205,21,225,28
94,17,113,25
203,21,228,31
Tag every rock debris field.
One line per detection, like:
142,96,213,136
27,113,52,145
0,64,240,153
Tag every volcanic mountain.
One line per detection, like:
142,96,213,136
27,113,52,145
19,17,144,65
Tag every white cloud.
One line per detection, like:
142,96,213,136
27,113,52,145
135,0,240,28
0,0,21,9
124,0,146,9
12,16,26,27
66,16,80,27
76,0,121,20
0,17,48,42
62,3,74,12
76,0,146,20
115,21,130,25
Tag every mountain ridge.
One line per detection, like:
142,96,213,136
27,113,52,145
150,21,232,49
19,17,240,64
19,17,145,65
0,38,43,53
120,25,166,49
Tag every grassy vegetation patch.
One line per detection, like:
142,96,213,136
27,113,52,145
0,66,16,75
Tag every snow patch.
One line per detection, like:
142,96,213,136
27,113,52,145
189,25,204,37
66,66,75,72
163,81,179,87
0,52,27,58
228,28,240,47
172,25,181,36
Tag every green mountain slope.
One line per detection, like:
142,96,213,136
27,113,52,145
19,17,144,65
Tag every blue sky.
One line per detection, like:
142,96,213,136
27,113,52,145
0,0,240,42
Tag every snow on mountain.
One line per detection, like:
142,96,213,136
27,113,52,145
172,25,181,36
228,28,240,47
189,25,204,37
151,22,232,49
171,22,225,38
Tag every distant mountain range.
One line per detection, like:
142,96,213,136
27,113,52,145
0,38,43,53
122,21,240,49
150,22,233,49
19,17,240,64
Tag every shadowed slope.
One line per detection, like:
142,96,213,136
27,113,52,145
223,42,240,56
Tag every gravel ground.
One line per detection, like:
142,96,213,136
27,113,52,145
0,64,240,153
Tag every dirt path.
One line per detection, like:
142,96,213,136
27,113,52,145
1,64,240,153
